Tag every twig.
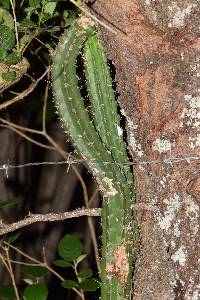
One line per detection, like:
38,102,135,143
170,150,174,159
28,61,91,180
0,124,55,151
0,68,49,110
42,69,50,132
2,243,64,281
10,0,19,51
0,208,101,236
0,118,44,135
4,246,20,300
84,187,101,273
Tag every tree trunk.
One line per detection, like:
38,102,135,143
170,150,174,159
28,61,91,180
89,1,200,298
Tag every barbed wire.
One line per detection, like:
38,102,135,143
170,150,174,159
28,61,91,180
0,156,199,177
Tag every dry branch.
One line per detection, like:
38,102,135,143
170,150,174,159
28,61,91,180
0,208,101,236
0,68,49,110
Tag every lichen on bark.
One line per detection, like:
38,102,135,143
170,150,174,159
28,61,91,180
88,0,200,298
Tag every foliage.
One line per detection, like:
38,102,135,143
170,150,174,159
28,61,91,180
0,0,77,91
0,234,99,299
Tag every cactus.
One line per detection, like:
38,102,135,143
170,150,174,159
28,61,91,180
52,16,138,300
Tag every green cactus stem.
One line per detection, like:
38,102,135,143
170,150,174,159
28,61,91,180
52,16,138,300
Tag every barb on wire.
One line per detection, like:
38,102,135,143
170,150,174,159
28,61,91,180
0,156,199,174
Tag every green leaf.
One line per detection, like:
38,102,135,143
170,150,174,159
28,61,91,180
61,280,78,289
58,234,83,262
23,284,48,300
63,9,77,27
6,231,21,244
43,1,57,16
29,0,42,8
0,198,20,209
1,71,16,81
0,47,8,59
0,0,10,9
79,278,100,292
0,9,14,29
53,259,72,268
0,285,16,299
0,25,15,50
18,19,35,32
4,52,22,65
78,268,93,279
22,266,47,277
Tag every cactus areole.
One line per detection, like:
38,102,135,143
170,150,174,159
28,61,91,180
52,16,139,299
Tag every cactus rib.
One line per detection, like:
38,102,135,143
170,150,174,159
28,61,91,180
52,16,138,300
84,35,131,181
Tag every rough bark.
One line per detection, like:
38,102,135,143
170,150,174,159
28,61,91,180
89,0,200,299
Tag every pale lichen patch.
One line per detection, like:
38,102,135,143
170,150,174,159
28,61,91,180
155,193,181,232
102,177,118,196
184,195,199,236
185,284,200,300
171,240,176,248
173,220,181,237
160,176,167,188
120,110,143,157
168,2,194,28
185,195,199,216
129,134,144,157
127,119,144,157
189,96,200,110
180,96,200,128
145,0,151,5
184,94,193,102
152,137,172,153
175,274,185,287
189,134,200,149
171,245,187,266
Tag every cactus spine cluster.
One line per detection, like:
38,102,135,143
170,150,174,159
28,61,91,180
52,16,138,300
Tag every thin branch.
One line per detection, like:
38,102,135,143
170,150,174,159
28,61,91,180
84,187,101,273
0,124,55,150
0,68,49,110
1,241,65,281
42,70,50,132
0,208,101,236
4,247,20,300
10,0,19,51
0,118,43,135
